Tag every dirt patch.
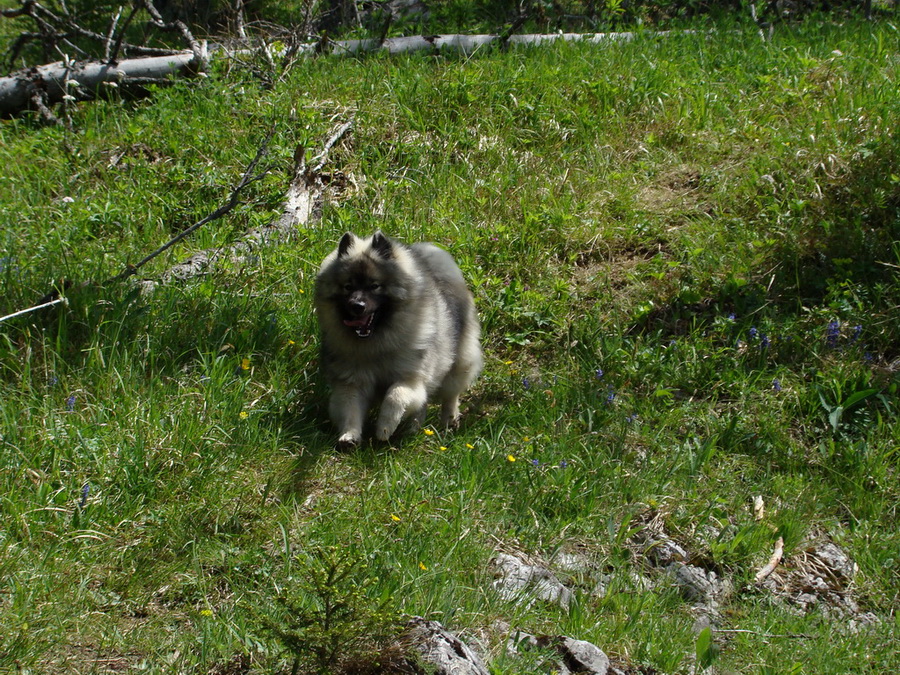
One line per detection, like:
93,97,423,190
636,165,704,214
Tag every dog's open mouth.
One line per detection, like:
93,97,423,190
342,313,376,338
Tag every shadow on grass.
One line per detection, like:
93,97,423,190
631,131,900,341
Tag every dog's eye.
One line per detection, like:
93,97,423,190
369,283,381,291
342,283,353,292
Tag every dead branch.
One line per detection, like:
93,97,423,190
0,296,67,325
107,125,275,285
140,0,207,68
754,536,784,584
141,119,353,289
714,628,812,639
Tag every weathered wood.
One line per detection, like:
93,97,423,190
1,30,687,115
0,49,206,116
315,31,643,56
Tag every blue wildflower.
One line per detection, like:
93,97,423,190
727,312,736,321
523,377,531,390
749,327,758,340
826,321,840,348
626,413,638,423
66,394,76,411
80,483,90,508
595,368,604,380
559,460,568,469
531,459,540,466
852,325,862,341
772,379,782,392
760,334,770,349
605,386,616,405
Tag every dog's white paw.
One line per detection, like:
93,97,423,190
337,432,361,449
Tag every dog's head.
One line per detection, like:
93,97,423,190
322,231,400,339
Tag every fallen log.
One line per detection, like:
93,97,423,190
1,30,691,116
0,47,206,116
319,30,644,56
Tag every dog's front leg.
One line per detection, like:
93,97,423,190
330,384,371,448
376,381,427,441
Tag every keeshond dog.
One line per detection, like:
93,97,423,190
314,231,483,447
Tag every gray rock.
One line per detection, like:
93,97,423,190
668,563,731,604
404,617,489,675
491,552,573,609
505,627,610,675
810,541,857,582
552,636,611,675
636,533,689,567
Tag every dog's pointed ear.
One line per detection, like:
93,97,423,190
371,231,393,258
338,232,355,258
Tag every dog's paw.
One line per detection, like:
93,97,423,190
441,413,461,430
374,425,395,442
336,432,361,450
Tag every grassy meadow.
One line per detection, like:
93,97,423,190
1,14,899,674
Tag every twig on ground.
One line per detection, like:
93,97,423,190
714,628,813,639
0,296,67,324
105,125,275,284
754,536,784,584
311,118,353,172
147,117,353,287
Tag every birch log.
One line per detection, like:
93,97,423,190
1,30,685,115
0,48,206,116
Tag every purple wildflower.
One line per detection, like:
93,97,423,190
595,368,604,380
79,483,90,507
760,334,770,349
66,394,76,412
772,379,782,392
749,327,758,340
531,459,540,466
852,325,862,341
727,312,736,321
826,321,840,348
559,460,568,469
523,377,531,390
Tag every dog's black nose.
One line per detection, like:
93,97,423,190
348,298,367,316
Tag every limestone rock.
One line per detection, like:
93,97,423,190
403,617,489,675
490,552,573,609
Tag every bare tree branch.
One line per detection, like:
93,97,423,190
106,125,276,285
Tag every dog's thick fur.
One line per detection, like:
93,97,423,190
314,231,483,447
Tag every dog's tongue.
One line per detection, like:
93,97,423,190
342,317,369,328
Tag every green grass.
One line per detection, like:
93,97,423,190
1,15,899,674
